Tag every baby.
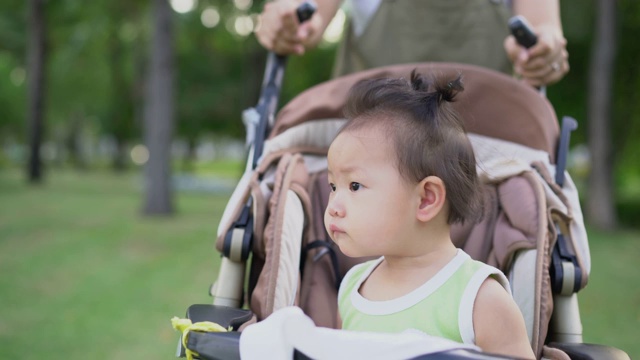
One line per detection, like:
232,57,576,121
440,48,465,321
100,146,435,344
324,71,535,359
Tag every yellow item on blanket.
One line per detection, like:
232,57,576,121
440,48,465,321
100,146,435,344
171,317,229,360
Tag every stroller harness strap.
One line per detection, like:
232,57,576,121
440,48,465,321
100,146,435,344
301,239,343,292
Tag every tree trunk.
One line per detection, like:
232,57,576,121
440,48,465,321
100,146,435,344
142,0,175,215
112,136,127,172
587,0,617,230
181,137,197,172
26,0,46,183
66,111,86,170
108,4,130,173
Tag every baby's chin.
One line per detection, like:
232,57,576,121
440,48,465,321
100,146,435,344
335,242,366,258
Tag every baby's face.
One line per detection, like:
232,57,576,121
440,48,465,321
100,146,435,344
324,127,418,258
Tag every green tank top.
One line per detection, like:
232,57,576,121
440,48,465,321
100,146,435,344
338,250,510,344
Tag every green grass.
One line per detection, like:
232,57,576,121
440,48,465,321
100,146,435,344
0,169,230,359
191,159,246,179
0,168,638,359
579,229,640,358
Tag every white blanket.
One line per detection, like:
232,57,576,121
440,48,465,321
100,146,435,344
239,306,479,360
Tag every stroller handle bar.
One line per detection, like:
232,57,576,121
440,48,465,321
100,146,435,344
251,2,317,169
216,1,317,308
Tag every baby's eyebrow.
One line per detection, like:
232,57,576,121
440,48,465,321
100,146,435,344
330,164,364,176
327,152,370,176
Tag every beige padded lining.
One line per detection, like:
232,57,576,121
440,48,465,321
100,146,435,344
261,119,345,158
510,249,538,345
217,169,253,240
273,190,304,311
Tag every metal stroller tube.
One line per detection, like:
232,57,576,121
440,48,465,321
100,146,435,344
212,1,317,309
251,2,317,170
212,257,246,308
550,293,584,343
548,116,585,344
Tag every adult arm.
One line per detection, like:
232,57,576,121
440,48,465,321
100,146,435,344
473,278,536,359
255,0,342,55
504,0,569,86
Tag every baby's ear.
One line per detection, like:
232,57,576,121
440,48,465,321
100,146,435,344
416,176,446,222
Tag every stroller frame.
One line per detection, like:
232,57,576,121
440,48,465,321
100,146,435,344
181,60,629,360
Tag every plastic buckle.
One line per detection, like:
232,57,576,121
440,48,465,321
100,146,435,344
223,203,253,262
550,233,583,295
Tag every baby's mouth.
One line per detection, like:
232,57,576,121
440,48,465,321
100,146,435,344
329,224,344,233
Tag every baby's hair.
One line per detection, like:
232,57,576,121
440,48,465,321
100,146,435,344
341,70,482,225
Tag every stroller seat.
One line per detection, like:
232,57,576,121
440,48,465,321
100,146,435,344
180,63,629,360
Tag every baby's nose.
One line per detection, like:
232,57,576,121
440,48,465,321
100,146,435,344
326,200,344,217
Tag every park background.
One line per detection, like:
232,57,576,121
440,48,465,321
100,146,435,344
0,0,638,359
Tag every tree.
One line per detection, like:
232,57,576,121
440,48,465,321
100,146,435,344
610,0,640,226
0,1,27,143
45,0,112,170
142,0,175,215
105,1,142,172
587,0,617,229
26,0,46,182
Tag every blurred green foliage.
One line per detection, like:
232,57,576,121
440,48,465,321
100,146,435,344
550,0,640,227
0,0,638,223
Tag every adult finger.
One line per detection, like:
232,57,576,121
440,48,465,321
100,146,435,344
255,1,303,55
521,51,569,87
540,49,569,86
272,35,306,55
529,43,568,86
520,30,568,86
503,35,522,64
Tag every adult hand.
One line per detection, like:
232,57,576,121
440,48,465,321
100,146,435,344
504,24,569,87
255,0,323,55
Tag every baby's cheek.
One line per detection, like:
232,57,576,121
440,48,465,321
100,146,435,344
323,212,331,232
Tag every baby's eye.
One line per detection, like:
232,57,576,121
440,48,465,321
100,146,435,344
329,183,336,192
349,182,362,192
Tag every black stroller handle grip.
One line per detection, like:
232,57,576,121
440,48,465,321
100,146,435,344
507,15,547,95
251,1,317,169
508,15,537,49
295,1,316,24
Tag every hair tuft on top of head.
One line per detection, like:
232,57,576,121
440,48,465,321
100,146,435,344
409,69,463,104
409,70,428,92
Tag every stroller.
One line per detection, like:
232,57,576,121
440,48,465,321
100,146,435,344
173,55,631,359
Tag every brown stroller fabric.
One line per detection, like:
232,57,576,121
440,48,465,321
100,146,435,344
272,62,560,162
451,170,554,357
213,63,591,359
249,153,310,319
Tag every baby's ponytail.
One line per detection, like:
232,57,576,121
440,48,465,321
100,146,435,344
409,69,463,105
